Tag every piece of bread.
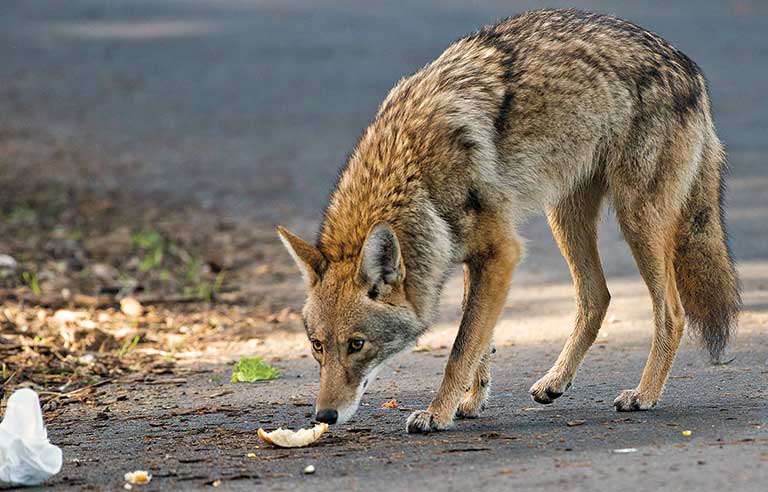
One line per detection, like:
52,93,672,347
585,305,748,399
257,423,328,448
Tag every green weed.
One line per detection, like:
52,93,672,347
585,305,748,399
132,228,165,272
118,335,141,359
21,271,41,295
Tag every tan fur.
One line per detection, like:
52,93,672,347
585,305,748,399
278,9,740,431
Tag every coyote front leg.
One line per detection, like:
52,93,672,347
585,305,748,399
407,233,520,433
457,264,493,419
456,346,493,418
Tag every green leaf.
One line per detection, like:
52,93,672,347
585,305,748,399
230,357,280,383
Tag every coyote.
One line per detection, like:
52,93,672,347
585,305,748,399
278,9,740,433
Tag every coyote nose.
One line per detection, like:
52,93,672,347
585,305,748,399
315,408,338,424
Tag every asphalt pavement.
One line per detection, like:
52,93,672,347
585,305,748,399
2,1,766,491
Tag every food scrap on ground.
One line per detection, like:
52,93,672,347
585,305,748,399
258,423,329,448
124,470,151,485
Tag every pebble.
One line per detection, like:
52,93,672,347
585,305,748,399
120,297,144,317
0,254,18,270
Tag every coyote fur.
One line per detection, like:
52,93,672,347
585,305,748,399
278,9,740,433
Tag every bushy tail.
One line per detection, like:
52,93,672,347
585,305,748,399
674,140,741,363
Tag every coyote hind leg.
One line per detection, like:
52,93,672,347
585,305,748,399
530,176,610,404
613,217,685,411
610,146,689,410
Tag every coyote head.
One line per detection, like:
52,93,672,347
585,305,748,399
277,223,424,424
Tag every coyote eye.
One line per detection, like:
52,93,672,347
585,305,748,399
311,340,323,352
349,339,365,353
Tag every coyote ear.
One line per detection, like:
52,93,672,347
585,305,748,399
357,223,405,294
277,226,326,287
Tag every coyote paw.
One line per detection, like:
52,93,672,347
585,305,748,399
530,373,571,404
456,394,487,419
613,389,656,412
456,382,490,419
406,410,451,434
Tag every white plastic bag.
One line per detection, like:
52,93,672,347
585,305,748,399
0,388,63,486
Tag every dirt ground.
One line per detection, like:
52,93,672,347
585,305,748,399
1,1,767,491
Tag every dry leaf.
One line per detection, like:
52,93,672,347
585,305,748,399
382,399,399,409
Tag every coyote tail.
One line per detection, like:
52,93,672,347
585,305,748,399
674,139,741,362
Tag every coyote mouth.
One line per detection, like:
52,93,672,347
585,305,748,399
325,362,385,425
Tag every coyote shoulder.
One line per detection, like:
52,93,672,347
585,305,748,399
278,9,740,432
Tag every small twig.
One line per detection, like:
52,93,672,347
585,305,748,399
135,293,248,306
38,378,114,398
713,356,737,366
145,377,187,385
442,447,492,453
1,370,19,388
51,350,68,362
205,389,233,398
135,294,206,305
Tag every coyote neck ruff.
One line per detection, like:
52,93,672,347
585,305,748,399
278,9,740,432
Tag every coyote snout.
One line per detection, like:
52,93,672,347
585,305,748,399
278,224,426,425
312,338,375,425
314,348,381,425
